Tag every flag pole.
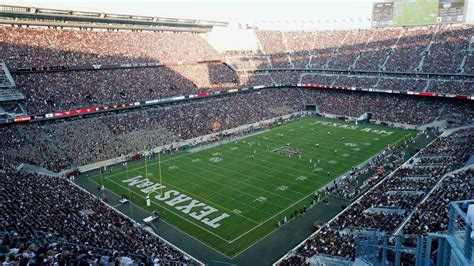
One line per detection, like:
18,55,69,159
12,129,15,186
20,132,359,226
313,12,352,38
144,147,148,179
158,149,163,196
100,165,104,196
126,162,133,219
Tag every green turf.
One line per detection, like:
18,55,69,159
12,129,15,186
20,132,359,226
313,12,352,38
394,0,438,26
90,117,415,257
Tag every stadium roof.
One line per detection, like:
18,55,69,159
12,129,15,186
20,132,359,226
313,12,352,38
0,5,228,32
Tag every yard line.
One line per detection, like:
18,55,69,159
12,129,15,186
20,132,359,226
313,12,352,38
204,143,347,183
200,137,360,174
230,132,381,166
93,118,404,183
228,181,316,244
155,161,289,210
184,150,310,197
206,144,358,185
84,117,414,257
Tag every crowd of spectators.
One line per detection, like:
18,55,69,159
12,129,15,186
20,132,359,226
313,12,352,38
224,51,260,70
240,73,275,87
332,75,378,89
440,100,474,126
1,88,471,174
384,27,433,72
426,80,473,95
1,165,198,265
14,62,237,114
284,32,315,68
14,67,196,114
402,167,473,235
169,63,238,90
376,78,428,92
279,128,473,264
422,25,473,73
0,27,219,69
353,28,402,71
270,71,301,84
0,88,302,170
326,142,409,200
253,71,472,95
327,29,372,70
1,20,472,266
303,89,447,125
255,31,293,68
249,25,473,74
300,74,336,86
1,25,472,117
0,125,71,172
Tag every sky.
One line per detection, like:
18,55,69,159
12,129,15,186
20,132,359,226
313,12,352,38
5,0,472,29
4,0,377,24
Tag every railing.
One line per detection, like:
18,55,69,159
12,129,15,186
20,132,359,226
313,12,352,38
446,200,473,263
355,200,473,266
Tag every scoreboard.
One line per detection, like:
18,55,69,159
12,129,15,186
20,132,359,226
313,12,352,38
373,2,395,27
372,0,466,27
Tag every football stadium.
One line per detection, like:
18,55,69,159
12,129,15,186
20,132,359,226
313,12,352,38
0,0,473,265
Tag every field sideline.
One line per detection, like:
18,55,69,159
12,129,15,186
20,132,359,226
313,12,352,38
90,116,415,257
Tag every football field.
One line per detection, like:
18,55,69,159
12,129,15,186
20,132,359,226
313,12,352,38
90,116,415,257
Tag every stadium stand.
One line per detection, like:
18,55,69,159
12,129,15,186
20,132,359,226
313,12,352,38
250,24,474,74
14,68,198,114
241,72,473,95
0,88,472,173
402,167,473,236
1,165,199,265
0,4,472,266
0,27,220,68
278,129,473,264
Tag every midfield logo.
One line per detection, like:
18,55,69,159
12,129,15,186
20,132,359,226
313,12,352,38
273,146,301,157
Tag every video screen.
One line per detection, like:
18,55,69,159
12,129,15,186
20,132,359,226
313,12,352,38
372,0,466,27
